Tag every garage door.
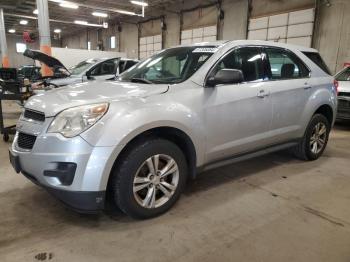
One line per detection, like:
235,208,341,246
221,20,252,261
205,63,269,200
139,34,162,59
248,8,315,47
181,25,217,45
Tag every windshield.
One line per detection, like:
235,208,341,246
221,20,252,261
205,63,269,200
336,67,350,81
70,59,99,75
119,46,216,84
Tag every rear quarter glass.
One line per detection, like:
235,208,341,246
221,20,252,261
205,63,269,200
302,52,331,75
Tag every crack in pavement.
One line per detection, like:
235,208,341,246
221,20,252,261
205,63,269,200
241,179,350,228
302,206,345,227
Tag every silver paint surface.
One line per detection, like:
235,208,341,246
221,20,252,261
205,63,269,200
10,40,337,193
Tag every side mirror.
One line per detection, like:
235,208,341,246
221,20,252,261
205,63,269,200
85,71,94,80
206,69,244,87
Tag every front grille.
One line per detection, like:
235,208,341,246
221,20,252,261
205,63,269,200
338,92,350,97
17,132,37,150
24,109,45,122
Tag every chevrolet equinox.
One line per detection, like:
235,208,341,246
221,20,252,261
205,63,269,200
9,40,337,219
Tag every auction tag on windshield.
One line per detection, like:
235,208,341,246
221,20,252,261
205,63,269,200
192,47,219,53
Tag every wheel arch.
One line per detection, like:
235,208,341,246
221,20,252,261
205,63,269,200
313,104,334,125
106,126,198,192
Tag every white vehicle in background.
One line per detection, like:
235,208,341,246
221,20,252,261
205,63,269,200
335,66,350,120
23,49,139,89
53,57,139,87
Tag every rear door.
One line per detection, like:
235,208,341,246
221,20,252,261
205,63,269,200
263,47,311,143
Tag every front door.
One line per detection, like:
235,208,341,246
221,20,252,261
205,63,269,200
204,47,273,163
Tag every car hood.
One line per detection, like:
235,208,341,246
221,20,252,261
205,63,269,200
25,81,169,117
338,81,350,93
48,76,82,87
23,49,69,73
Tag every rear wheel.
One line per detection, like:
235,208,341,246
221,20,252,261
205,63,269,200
110,138,188,219
293,114,330,161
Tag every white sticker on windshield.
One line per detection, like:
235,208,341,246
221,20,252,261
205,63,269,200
192,47,218,53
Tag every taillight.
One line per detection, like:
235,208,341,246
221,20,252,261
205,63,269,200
334,79,339,95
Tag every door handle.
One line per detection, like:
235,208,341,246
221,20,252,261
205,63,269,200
257,90,269,98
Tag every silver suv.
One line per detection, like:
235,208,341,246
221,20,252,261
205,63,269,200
9,40,337,219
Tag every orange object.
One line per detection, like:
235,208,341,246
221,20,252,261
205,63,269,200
2,56,10,68
40,45,53,76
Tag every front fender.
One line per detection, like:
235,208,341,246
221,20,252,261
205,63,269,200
80,99,206,190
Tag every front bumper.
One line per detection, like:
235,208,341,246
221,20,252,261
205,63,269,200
9,130,115,213
337,97,350,120
20,164,105,213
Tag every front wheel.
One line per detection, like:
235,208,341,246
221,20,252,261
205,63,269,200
293,114,331,161
110,138,188,219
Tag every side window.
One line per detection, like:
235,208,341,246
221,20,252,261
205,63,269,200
118,61,126,74
266,48,310,80
118,60,137,74
91,60,118,76
212,47,265,82
90,64,101,76
303,52,331,75
100,60,117,75
123,61,137,72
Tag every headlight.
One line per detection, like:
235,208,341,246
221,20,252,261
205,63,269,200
48,103,109,138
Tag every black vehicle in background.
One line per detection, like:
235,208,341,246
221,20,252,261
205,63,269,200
18,65,42,82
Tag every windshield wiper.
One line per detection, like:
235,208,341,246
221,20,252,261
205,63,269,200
130,78,153,84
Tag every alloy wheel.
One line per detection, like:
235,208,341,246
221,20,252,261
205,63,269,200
310,122,327,154
133,154,179,209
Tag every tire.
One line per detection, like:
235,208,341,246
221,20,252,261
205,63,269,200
110,138,188,219
293,114,330,161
